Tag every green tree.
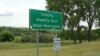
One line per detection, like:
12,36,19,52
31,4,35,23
81,0,100,41
0,30,14,42
46,0,100,43
46,0,84,44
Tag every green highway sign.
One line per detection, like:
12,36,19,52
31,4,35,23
29,9,62,31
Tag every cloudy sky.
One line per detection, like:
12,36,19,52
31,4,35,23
0,0,96,29
0,0,46,27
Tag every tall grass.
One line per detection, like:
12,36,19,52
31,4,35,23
0,41,99,56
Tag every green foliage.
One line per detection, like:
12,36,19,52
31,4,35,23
46,0,100,43
46,0,85,44
13,36,22,43
92,29,100,40
39,33,54,43
0,30,14,42
81,31,87,40
59,30,70,40
0,27,100,43
92,32,99,40
14,33,35,43
68,16,80,27
0,41,100,56
21,35,31,43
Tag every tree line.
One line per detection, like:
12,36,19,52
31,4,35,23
0,0,100,44
0,27,54,43
46,0,100,43
0,27,100,43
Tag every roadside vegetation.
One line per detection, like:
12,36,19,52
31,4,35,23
0,41,99,56
0,27,100,43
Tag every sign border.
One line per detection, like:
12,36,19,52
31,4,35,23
29,9,63,31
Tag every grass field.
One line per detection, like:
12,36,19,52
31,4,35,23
0,41,100,56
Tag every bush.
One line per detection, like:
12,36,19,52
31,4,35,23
92,32,100,40
21,36,31,43
39,33,54,43
13,36,22,43
59,30,70,40
0,30,14,42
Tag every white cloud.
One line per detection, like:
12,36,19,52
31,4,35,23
0,0,5,7
79,21,88,27
0,0,46,27
0,0,13,16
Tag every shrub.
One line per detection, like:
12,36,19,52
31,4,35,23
39,33,54,43
0,30,14,42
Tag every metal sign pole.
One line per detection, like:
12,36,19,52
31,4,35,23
36,31,39,56
56,32,58,56
56,50,59,56
56,32,57,38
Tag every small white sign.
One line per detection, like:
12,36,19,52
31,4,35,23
53,38,60,51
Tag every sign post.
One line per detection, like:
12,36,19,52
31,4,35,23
36,31,39,56
29,9,62,56
53,37,60,56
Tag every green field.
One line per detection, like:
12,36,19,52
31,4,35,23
0,41,100,56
